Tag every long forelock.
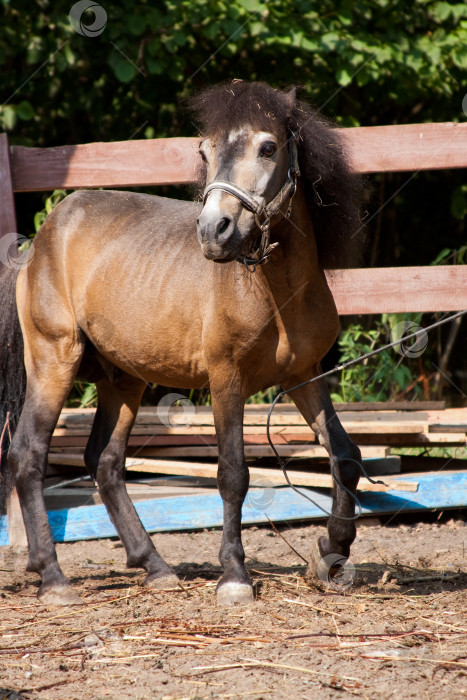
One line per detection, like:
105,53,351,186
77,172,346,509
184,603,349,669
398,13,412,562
188,81,290,138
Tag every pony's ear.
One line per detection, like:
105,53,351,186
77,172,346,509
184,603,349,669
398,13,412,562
284,86,297,114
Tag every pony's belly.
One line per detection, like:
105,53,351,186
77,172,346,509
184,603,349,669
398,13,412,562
87,326,209,389
127,348,209,388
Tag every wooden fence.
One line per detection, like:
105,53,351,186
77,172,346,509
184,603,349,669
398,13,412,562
1,122,467,314
1,122,466,546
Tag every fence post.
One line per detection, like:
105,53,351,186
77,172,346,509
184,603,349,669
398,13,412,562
0,133,17,237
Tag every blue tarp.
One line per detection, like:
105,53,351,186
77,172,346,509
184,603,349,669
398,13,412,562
1,471,466,546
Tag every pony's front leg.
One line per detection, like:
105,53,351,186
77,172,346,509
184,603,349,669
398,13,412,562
211,384,253,606
283,374,361,586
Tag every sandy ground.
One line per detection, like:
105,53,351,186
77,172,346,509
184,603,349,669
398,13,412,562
0,513,466,699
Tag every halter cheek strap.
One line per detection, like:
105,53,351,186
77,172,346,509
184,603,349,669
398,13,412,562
202,133,301,271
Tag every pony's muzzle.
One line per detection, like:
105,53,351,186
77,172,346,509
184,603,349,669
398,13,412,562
196,210,237,261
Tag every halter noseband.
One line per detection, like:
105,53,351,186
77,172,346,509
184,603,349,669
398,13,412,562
202,132,301,271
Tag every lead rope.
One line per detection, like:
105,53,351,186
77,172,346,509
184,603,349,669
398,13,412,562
265,310,467,521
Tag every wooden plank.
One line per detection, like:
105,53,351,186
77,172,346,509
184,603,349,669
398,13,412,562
283,423,427,437
46,453,416,492
11,138,203,192
57,404,452,425
52,429,465,448
0,133,17,238
429,426,467,434
345,433,466,446
417,433,466,444
335,401,445,411
126,460,414,490
46,444,391,458
50,435,290,448
57,401,446,422
52,426,315,437
1,471,465,546
49,425,429,441
326,266,467,314
426,408,467,425
130,445,390,459
53,425,302,437
52,419,430,433
57,407,433,428
10,123,467,194
342,122,467,173
44,483,216,510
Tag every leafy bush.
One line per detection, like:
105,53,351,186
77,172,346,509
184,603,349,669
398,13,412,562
330,317,423,403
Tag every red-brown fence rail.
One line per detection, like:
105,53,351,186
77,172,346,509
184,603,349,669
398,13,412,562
1,122,466,314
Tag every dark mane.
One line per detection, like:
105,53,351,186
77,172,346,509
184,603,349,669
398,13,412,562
188,81,364,269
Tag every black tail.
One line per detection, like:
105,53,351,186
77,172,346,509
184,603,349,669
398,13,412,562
0,265,26,514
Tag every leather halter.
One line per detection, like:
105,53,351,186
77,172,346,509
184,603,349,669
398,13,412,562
202,133,301,271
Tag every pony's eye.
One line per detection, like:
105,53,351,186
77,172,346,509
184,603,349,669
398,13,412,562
199,150,207,163
260,142,276,158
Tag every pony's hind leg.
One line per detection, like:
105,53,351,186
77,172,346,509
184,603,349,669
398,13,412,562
8,333,85,604
84,373,179,588
283,375,361,589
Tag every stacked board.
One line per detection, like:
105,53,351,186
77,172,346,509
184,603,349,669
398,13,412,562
46,401,467,497
49,403,467,461
1,402,465,546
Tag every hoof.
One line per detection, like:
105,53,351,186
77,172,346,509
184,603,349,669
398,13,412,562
305,542,355,592
144,573,180,590
216,582,254,607
38,585,81,606
305,541,328,589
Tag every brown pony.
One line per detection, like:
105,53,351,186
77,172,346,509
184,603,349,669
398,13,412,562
0,81,364,606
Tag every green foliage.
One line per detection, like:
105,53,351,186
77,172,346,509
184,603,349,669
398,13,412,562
33,189,68,232
1,0,467,147
68,381,97,408
430,244,467,265
330,317,421,403
451,185,467,221
246,387,282,404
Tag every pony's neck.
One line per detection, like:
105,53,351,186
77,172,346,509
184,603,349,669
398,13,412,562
260,182,321,288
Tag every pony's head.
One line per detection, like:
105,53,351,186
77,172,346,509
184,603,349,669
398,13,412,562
193,82,296,263
190,81,363,268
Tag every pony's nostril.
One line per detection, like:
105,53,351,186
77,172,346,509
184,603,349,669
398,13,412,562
216,217,231,236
